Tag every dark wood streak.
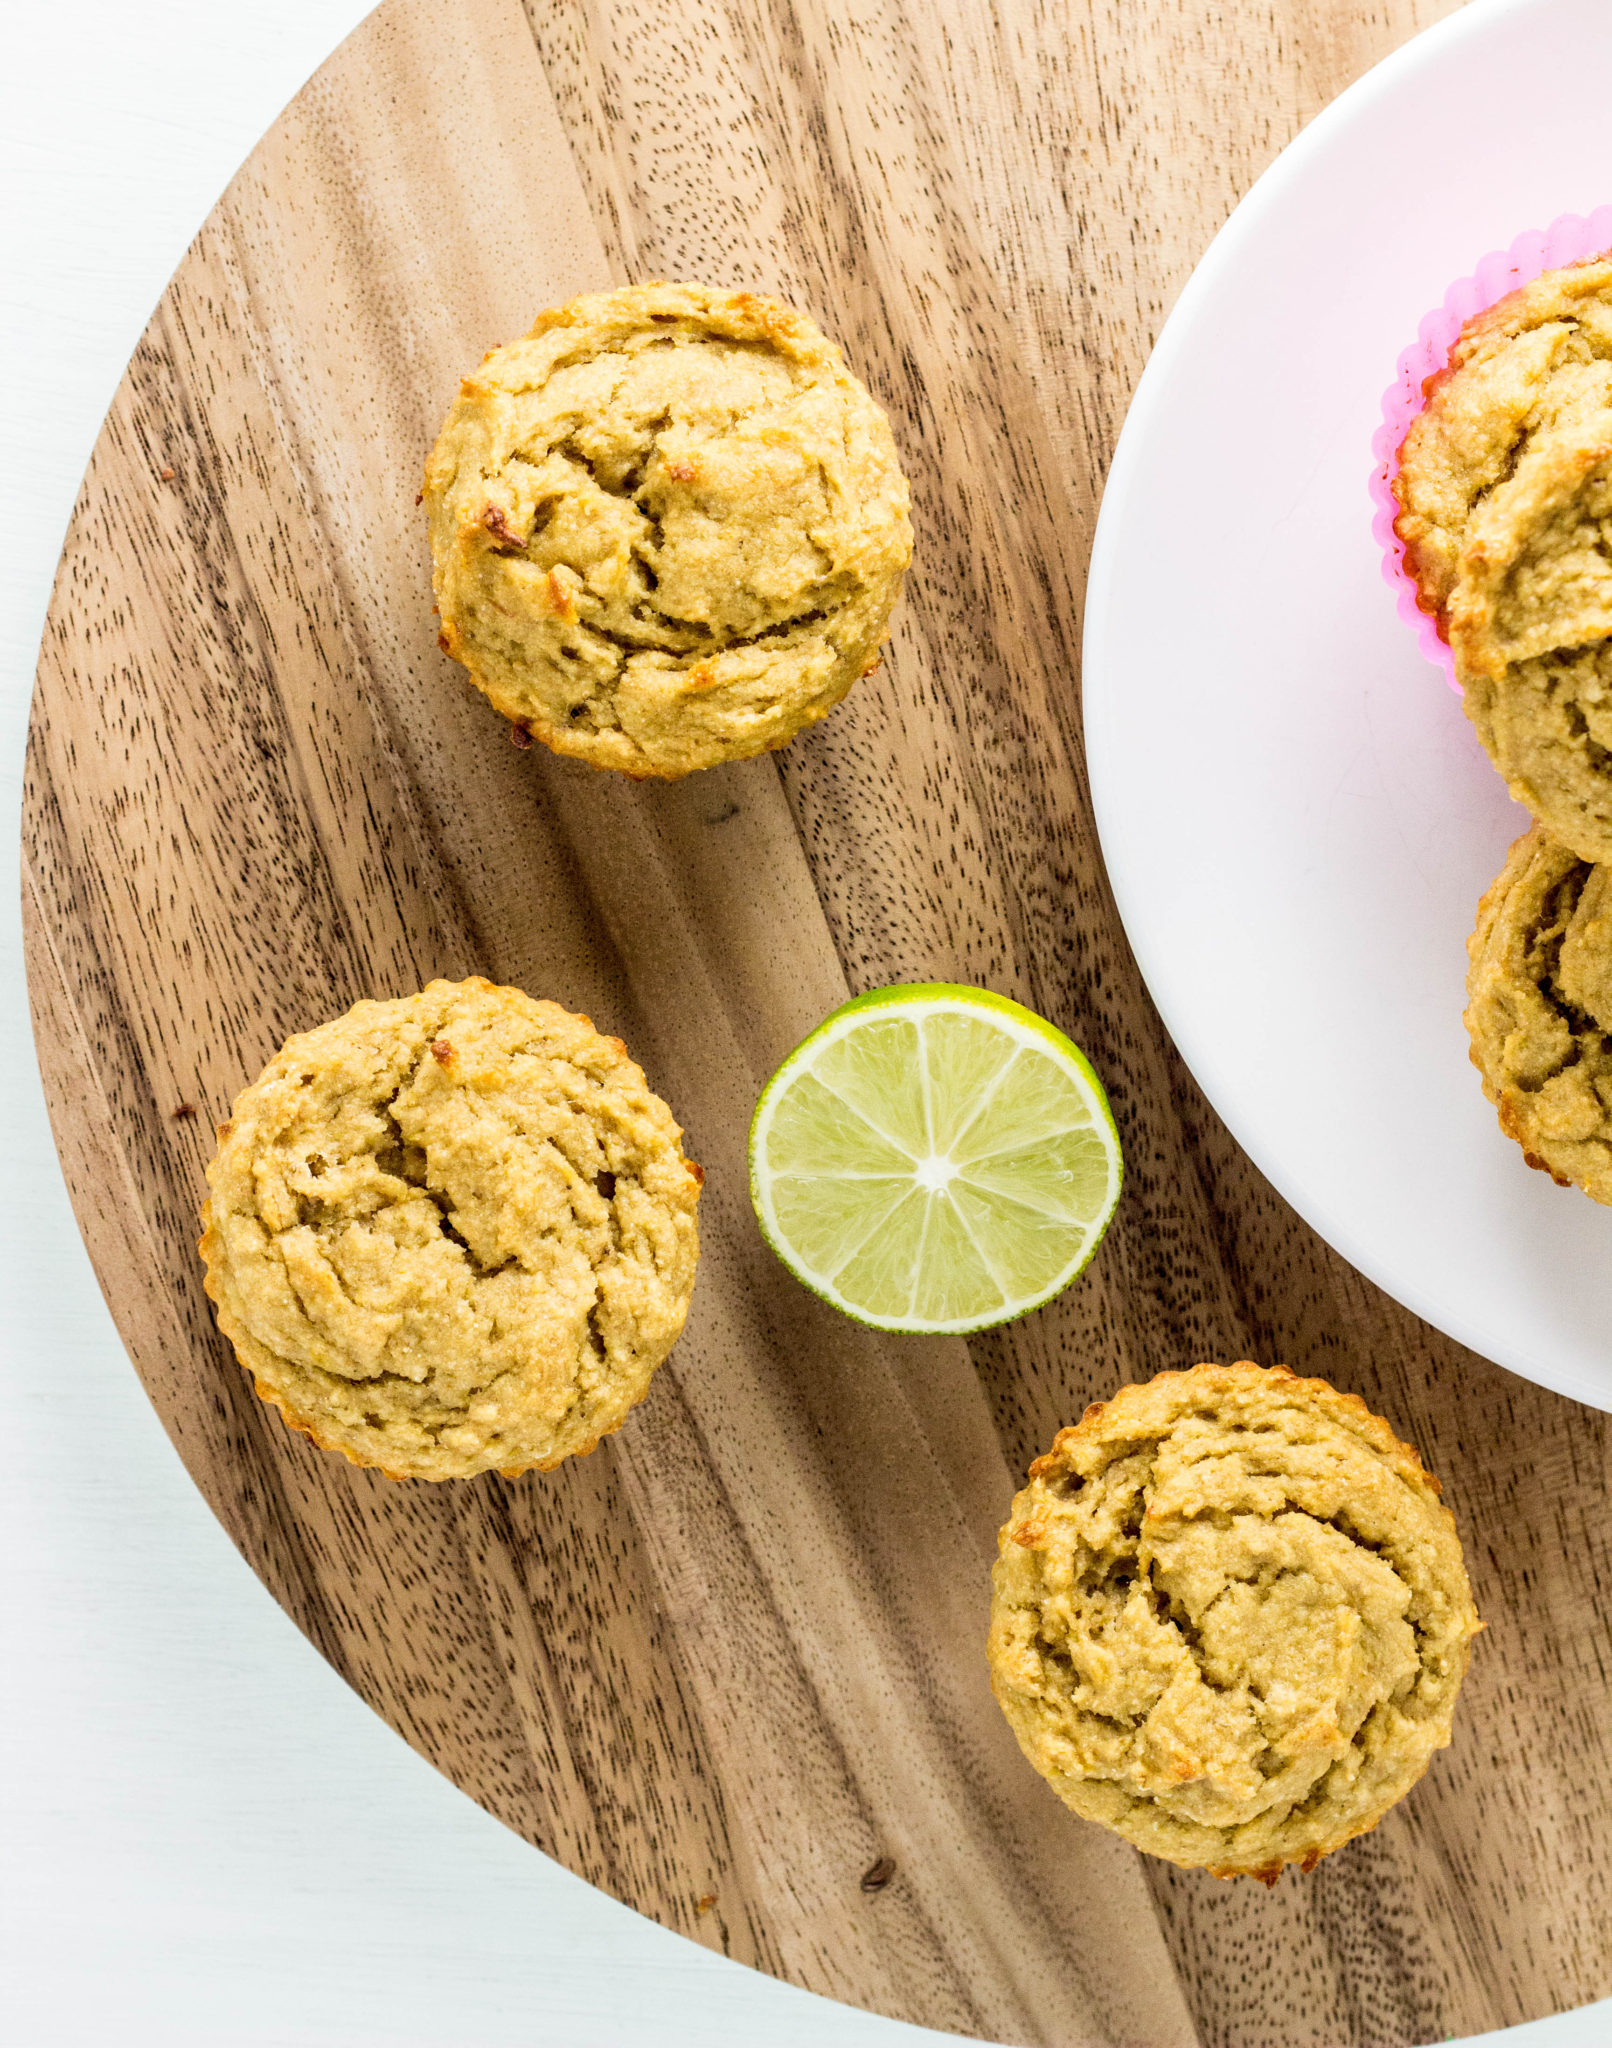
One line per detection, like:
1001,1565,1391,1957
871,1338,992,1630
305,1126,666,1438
22,0,1612,2042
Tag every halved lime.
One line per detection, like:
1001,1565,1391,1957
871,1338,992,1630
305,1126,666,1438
749,984,1122,1334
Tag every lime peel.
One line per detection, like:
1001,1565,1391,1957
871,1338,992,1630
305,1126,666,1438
749,984,1122,1334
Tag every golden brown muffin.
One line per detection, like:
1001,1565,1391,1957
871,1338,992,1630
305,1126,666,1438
1452,406,1612,678
1394,257,1612,630
199,978,702,1480
988,1363,1480,1883
1447,410,1612,859
1394,258,1612,859
424,282,912,779
1465,823,1612,1201
1458,639,1612,867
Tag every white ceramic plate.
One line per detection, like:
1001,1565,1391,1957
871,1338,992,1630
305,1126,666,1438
1085,0,1612,1410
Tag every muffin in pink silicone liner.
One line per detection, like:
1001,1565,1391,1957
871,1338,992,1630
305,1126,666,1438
1372,210,1612,863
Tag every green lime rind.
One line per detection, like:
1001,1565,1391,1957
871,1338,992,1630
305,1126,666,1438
748,983,1122,1335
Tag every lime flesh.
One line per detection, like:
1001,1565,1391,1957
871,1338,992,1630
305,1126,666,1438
749,985,1122,1334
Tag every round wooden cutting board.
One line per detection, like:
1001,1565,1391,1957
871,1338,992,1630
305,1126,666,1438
23,0,1612,2041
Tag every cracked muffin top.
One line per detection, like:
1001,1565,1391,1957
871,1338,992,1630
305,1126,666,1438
988,1363,1479,1882
1393,257,1612,631
423,282,912,779
199,978,701,1480
1449,403,1612,685
1466,823,1612,1202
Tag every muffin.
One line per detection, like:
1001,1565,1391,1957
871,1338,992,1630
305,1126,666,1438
1394,257,1612,858
199,978,702,1480
1393,258,1612,629
424,282,912,779
1466,823,1612,1201
1457,635,1612,868
988,1363,1480,1883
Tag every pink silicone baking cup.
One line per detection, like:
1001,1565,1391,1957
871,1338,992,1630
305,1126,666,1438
1370,207,1612,691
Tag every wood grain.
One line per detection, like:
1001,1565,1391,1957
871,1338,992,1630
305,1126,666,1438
22,0,1612,2041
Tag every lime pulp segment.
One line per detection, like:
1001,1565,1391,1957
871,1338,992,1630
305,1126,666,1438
750,987,1122,1333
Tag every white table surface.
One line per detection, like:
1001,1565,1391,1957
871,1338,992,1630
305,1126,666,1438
0,3,1602,2041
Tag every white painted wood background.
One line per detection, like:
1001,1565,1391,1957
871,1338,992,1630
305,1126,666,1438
0,1,1603,2041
